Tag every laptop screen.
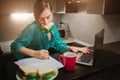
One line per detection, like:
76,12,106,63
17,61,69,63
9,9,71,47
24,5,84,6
94,29,104,50
76,29,104,66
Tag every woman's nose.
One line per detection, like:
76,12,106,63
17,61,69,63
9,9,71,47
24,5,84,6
43,18,49,25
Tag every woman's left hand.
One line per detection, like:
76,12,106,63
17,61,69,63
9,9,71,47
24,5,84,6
68,46,90,54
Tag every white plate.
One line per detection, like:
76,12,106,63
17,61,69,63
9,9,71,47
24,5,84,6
16,70,58,80
49,70,58,80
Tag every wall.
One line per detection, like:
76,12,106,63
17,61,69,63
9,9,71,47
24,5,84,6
0,13,62,42
0,13,35,42
62,13,120,45
0,13,62,52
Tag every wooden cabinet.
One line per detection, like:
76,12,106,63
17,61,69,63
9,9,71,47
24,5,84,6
27,0,37,13
104,0,120,14
0,0,28,13
66,1,79,13
0,0,83,14
87,0,104,14
0,0,38,13
65,0,87,13
87,0,120,14
55,0,82,13
3,0,119,14
55,0,66,13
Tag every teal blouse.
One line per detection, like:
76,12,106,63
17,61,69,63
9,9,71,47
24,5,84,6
11,21,68,60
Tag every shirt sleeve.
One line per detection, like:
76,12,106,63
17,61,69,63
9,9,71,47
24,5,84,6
52,25,68,53
11,26,34,59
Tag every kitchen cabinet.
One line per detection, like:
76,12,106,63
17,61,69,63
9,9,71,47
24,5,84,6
28,0,37,13
55,0,81,13
0,0,82,14
104,0,120,14
65,0,87,13
27,0,60,13
66,1,79,13
0,0,28,14
0,0,38,13
87,0,120,14
55,0,66,13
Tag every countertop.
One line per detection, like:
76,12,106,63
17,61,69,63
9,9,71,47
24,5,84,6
63,38,93,47
104,41,120,54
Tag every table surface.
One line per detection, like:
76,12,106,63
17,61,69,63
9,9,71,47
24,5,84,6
55,49,120,80
3,41,120,80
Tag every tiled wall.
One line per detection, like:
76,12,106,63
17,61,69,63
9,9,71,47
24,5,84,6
62,13,120,45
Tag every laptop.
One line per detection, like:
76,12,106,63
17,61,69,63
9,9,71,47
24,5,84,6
76,29,104,66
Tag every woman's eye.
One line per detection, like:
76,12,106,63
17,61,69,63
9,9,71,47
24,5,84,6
46,15,51,19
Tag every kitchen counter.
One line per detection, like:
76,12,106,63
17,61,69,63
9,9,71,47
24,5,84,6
63,38,93,47
104,41,120,54
64,39,120,55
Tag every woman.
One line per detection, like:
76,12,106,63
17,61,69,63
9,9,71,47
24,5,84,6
11,0,90,60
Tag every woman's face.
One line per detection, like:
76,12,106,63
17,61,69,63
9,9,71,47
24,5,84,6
38,8,53,27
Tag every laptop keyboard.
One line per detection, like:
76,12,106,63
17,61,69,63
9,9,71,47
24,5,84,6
78,51,93,63
66,42,93,64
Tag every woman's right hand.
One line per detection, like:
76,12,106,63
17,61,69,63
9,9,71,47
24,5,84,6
34,49,49,60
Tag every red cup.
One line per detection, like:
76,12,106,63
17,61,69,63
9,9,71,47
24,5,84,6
58,52,76,71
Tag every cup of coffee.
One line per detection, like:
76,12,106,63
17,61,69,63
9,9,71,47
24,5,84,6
58,52,77,71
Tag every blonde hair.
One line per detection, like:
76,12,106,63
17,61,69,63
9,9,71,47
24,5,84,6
34,0,53,20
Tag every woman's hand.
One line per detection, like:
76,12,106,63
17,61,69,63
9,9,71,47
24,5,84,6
34,49,49,59
68,46,90,54
19,47,49,59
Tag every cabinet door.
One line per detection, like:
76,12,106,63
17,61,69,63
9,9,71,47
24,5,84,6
87,0,120,14
87,0,104,14
28,0,37,13
55,0,80,13
0,0,28,14
66,2,79,13
104,0,120,14
55,0,66,13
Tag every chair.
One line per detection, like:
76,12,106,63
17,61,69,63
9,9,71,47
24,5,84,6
0,46,5,80
0,45,18,80
0,46,3,55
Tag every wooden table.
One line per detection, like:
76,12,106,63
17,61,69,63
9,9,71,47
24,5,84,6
55,49,120,80
2,41,120,80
